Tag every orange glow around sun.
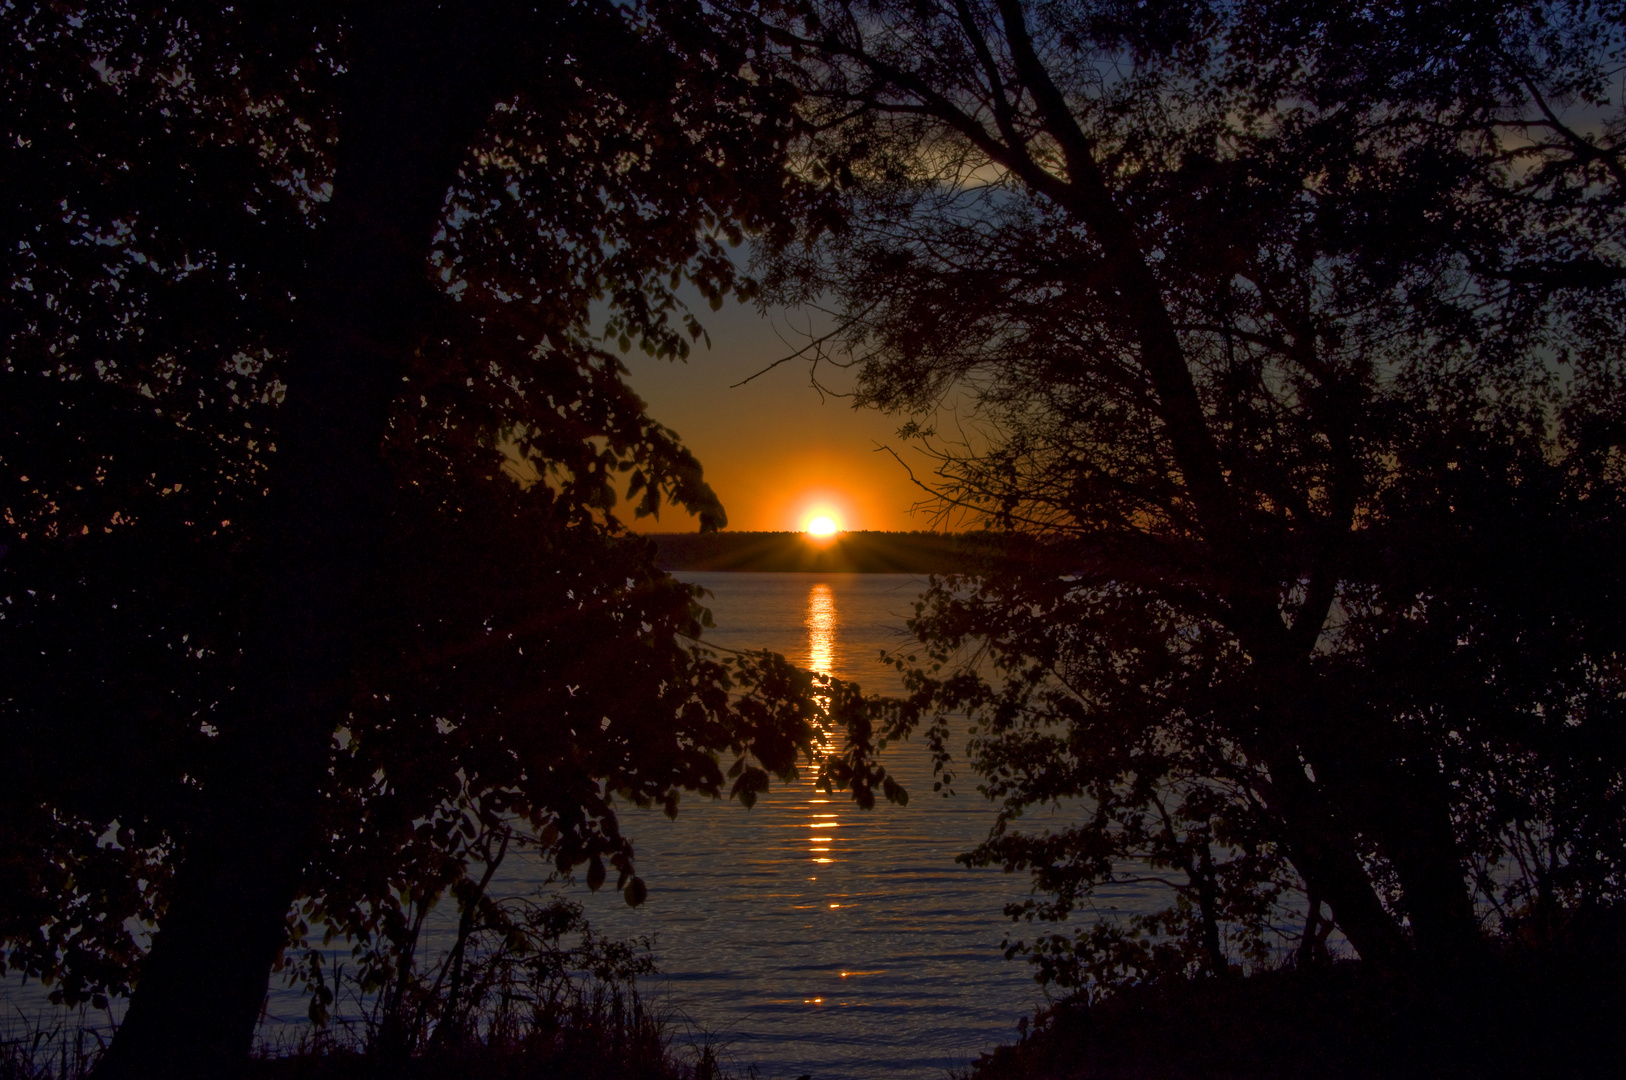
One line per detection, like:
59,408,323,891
796,496,851,537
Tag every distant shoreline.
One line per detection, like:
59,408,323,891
645,530,1006,574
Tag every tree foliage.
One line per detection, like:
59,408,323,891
756,0,1626,983
0,0,890,1067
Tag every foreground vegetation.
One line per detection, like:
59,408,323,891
3,894,742,1080
5,1014,735,1080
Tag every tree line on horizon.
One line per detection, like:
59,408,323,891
4,1,1626,1077
648,529,1017,571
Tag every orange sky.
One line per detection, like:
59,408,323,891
618,294,940,533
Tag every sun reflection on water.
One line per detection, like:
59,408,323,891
805,583,842,871
806,582,838,761
800,584,852,1007
806,582,835,676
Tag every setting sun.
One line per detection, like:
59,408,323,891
794,493,854,535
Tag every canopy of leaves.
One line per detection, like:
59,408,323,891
0,0,885,1010
753,0,1626,982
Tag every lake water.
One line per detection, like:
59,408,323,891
10,572,1140,1077
361,571,1074,1079
517,572,1053,1080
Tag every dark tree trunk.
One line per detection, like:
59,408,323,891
1258,744,1412,970
94,7,523,1077
1298,887,1322,966
1373,760,1480,967
1298,675,1480,970
1195,838,1228,977
1286,690,1478,969
1247,653,1414,971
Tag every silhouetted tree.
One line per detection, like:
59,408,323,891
0,2,885,1076
756,0,1626,979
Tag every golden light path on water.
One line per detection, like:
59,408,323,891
806,582,836,677
804,581,847,1004
805,582,837,871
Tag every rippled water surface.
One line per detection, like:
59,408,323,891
9,573,1084,1077
523,572,1051,1080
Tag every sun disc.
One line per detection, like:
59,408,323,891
807,515,838,536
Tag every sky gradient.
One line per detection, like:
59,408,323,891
620,291,938,533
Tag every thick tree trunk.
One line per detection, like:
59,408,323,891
1258,742,1412,970
1371,760,1480,967
1297,887,1323,966
1244,650,1414,970
1297,675,1480,969
1195,839,1229,977
1284,677,1479,970
94,7,522,1077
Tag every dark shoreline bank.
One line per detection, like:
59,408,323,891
969,949,1626,1080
